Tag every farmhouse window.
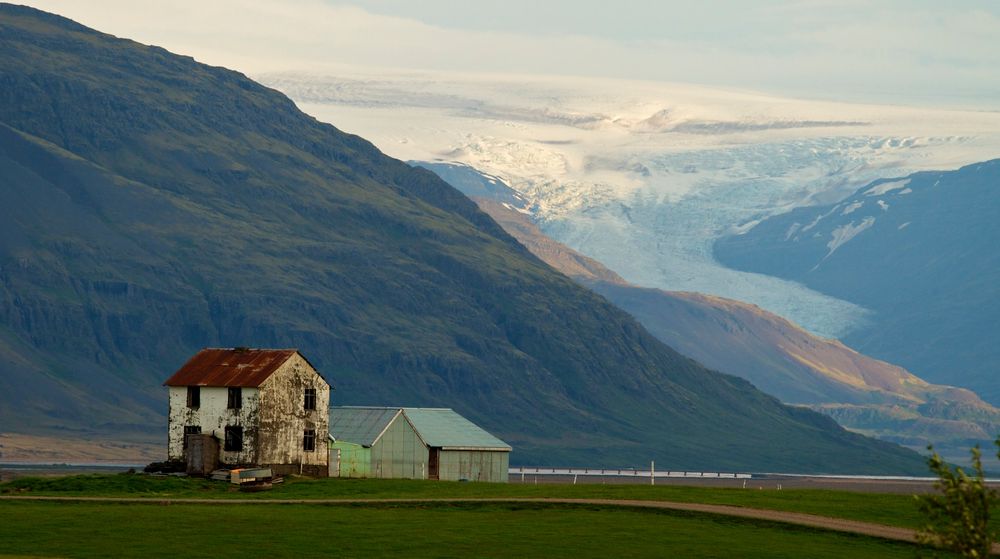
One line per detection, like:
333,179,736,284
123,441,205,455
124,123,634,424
303,429,316,452
182,425,201,449
304,388,316,410
224,426,243,452
186,386,200,408
227,387,242,409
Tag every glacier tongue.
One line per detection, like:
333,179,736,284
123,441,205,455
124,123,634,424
261,70,1000,338
539,160,879,338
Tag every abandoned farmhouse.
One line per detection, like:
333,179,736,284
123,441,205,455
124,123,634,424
164,348,331,477
164,348,510,482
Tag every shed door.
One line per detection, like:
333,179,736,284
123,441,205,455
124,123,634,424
428,448,440,480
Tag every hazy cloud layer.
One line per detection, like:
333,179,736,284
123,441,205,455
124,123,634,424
20,0,1000,107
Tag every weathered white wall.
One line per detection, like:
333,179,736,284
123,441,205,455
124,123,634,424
166,352,330,473
257,354,330,472
166,386,260,463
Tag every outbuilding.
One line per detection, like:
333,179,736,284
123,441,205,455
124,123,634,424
163,347,330,477
328,407,510,482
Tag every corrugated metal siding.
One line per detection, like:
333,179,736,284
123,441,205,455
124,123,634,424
438,450,509,482
371,413,428,479
326,406,510,482
330,441,371,478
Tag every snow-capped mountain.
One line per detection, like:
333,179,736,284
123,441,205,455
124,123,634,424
261,70,1000,338
715,160,1000,405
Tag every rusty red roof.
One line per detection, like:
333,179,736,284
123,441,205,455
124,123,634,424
163,348,299,387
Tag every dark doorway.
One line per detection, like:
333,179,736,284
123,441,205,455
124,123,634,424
428,448,440,480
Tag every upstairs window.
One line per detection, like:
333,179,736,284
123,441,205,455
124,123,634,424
186,386,200,409
304,388,316,411
227,387,242,410
224,426,243,452
182,425,201,449
303,429,316,452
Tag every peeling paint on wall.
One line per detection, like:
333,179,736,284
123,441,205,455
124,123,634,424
166,351,329,475
257,353,329,472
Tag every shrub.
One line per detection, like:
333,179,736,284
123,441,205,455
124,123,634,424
915,437,999,558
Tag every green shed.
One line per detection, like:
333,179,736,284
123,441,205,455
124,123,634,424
328,407,511,482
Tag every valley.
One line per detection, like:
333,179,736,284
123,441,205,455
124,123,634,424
263,70,1000,468
0,4,929,474
1,2,998,558
265,71,1000,339
447,172,1000,470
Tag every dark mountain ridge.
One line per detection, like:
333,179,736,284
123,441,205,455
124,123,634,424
715,159,1000,405
0,4,925,473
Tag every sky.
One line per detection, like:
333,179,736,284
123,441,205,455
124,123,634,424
18,0,1000,108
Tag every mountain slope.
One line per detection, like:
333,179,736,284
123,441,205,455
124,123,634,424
469,185,1000,460
0,4,927,473
715,160,1000,405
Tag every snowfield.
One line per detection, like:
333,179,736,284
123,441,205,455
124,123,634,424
260,70,1000,338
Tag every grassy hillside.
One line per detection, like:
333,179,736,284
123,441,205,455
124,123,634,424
0,4,927,473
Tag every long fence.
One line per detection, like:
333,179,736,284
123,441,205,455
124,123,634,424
509,467,1000,485
509,466,752,480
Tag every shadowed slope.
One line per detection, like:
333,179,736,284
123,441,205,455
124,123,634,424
715,160,1000,405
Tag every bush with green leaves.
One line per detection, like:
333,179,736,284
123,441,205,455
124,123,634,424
916,437,1000,558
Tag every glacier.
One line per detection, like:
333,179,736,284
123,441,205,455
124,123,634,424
261,70,1000,338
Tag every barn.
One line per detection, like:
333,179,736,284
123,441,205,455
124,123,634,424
163,347,330,477
328,407,511,482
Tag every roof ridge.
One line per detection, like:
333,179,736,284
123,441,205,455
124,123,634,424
163,347,317,387
200,347,298,352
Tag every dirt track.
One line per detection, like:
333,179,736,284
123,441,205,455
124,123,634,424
4,495,998,553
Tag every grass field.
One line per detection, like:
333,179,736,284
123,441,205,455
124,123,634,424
3,474,989,557
6,473,995,532
0,500,955,559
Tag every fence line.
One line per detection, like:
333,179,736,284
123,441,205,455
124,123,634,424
508,466,752,479
509,468,1000,483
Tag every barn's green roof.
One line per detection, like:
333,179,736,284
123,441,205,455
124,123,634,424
328,407,400,447
402,408,510,451
328,406,510,451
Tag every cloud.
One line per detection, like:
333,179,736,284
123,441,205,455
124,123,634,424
17,0,1000,107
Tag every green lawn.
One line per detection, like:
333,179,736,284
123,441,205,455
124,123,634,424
0,500,952,559
5,473,990,532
